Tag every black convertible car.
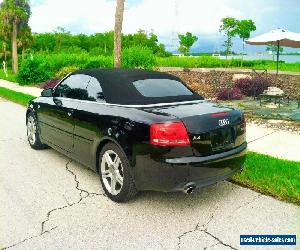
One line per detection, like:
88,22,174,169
26,69,247,202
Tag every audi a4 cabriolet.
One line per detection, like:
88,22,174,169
26,69,247,202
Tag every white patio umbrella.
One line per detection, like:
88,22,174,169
245,29,300,73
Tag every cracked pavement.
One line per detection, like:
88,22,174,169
0,98,299,250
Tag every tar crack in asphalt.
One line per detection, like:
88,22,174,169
3,160,106,249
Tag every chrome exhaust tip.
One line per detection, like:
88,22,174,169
183,183,196,194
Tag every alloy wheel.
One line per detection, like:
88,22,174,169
27,116,36,145
101,149,124,195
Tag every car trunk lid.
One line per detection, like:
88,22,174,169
144,101,246,156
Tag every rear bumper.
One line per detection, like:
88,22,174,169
134,142,247,192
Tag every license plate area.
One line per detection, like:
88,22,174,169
211,127,235,151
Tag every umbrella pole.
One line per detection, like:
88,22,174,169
276,40,279,74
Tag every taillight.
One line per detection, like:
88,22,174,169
150,122,190,146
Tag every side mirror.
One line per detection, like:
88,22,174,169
41,88,53,97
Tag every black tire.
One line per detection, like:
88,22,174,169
26,112,47,150
99,142,138,202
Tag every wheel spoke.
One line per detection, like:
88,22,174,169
102,169,111,179
27,123,31,133
104,152,114,165
110,176,117,195
115,172,123,186
32,124,36,134
113,156,121,170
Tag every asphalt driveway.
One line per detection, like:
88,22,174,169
0,98,299,250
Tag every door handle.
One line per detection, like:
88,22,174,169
53,98,62,106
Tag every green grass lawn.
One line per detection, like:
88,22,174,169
232,152,300,205
0,87,34,106
0,70,17,83
156,56,300,72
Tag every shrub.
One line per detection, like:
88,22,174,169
41,78,61,89
16,53,115,84
59,46,87,54
89,47,112,56
217,87,243,100
34,53,113,73
122,46,155,70
17,57,51,85
234,77,271,97
83,56,113,68
55,66,79,78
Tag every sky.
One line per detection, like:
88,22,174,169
4,0,300,53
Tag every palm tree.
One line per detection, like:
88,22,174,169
18,25,33,60
0,21,10,63
114,0,125,68
0,0,31,74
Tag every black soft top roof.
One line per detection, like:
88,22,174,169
73,68,202,105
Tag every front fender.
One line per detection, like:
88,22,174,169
26,101,37,123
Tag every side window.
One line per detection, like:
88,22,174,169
54,74,90,100
85,77,106,102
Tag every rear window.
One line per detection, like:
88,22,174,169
133,79,193,97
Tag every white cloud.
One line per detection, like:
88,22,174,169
1,0,297,52
29,0,243,35
29,0,116,33
124,0,243,35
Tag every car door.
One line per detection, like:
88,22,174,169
38,74,90,152
72,76,106,167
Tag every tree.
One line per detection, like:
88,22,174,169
155,43,171,57
266,45,284,60
18,25,33,60
122,30,167,55
31,30,169,57
92,31,114,55
236,19,256,55
53,27,71,52
178,32,198,55
0,0,31,74
0,20,10,62
148,32,158,50
114,0,125,68
219,17,238,59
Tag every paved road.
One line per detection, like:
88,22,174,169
0,99,299,250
